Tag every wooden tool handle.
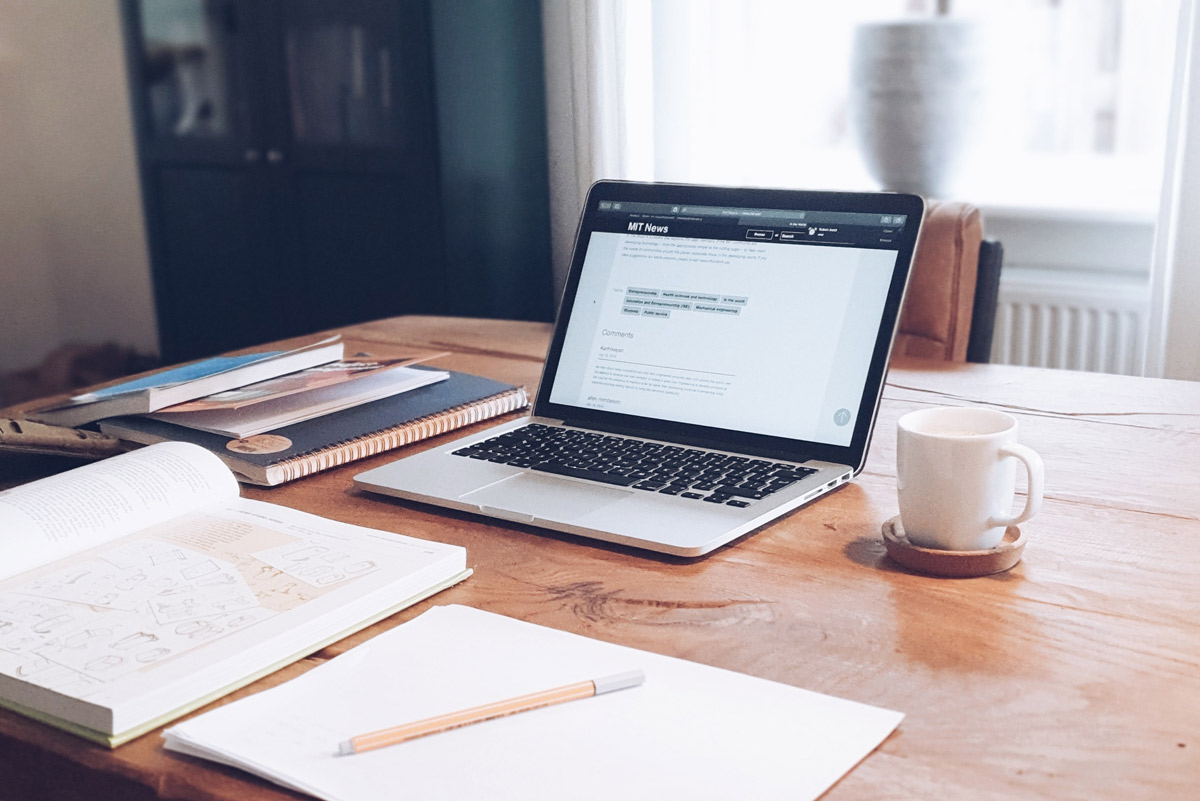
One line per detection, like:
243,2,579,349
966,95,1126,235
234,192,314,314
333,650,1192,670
0,418,125,458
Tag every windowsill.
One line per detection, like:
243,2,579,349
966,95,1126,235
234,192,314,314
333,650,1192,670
767,149,1164,225
956,154,1163,225
677,147,1161,279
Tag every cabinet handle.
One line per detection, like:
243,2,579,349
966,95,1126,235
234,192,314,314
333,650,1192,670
244,148,261,163
267,149,285,164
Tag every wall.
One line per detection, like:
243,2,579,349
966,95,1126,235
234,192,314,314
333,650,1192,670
0,1,158,374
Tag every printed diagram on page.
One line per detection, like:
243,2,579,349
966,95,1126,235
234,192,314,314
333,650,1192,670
0,511,382,697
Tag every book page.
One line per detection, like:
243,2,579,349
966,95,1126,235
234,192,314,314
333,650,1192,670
0,443,239,582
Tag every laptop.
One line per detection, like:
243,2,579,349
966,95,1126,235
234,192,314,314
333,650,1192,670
356,181,924,557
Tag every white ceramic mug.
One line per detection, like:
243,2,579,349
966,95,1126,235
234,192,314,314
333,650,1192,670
896,406,1044,551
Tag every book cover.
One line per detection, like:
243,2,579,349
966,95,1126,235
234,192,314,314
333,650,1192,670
100,370,529,486
159,352,448,413
148,364,451,438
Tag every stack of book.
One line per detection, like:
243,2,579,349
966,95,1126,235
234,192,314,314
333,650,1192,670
17,336,528,486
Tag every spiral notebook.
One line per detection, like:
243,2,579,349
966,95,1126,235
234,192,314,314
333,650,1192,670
99,370,528,486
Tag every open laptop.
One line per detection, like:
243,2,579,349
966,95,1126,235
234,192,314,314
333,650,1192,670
356,181,924,557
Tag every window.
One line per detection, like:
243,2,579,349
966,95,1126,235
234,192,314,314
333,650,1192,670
579,0,1182,374
617,0,1178,214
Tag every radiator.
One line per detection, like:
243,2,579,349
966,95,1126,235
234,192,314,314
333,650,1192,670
990,269,1149,375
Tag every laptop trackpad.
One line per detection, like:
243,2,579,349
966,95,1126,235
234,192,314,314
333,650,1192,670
461,473,629,522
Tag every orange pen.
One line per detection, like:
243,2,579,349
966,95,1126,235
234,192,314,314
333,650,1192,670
337,669,645,756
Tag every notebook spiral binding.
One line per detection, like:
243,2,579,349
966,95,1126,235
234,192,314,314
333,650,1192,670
277,387,529,483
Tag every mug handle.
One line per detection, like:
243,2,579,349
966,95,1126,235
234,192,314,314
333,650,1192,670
989,443,1045,528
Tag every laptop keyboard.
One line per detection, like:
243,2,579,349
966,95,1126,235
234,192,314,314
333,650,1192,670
451,424,817,508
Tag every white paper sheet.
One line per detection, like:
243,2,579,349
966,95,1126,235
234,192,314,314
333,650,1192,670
164,605,902,801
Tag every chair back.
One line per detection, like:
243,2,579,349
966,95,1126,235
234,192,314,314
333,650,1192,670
893,200,983,362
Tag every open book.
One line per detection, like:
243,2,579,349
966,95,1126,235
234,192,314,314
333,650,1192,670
0,443,470,746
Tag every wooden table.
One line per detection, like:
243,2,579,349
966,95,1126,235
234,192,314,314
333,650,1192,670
1,315,1198,800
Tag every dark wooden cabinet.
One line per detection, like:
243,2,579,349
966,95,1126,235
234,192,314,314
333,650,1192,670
123,0,447,361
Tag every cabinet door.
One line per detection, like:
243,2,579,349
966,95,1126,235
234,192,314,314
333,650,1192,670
126,0,309,360
127,0,270,164
126,0,447,359
154,167,290,359
266,0,447,329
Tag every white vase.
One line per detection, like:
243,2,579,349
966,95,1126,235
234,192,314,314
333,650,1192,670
849,19,991,198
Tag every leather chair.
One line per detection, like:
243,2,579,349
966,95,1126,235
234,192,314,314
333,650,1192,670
892,200,1002,363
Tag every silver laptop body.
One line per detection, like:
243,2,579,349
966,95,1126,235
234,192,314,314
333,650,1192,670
356,181,924,557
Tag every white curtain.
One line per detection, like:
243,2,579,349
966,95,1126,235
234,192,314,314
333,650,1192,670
541,0,647,303
1147,0,1200,379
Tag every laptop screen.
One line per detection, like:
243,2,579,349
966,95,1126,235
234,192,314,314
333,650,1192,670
537,182,923,468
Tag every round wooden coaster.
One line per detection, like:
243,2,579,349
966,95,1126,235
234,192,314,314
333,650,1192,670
881,516,1026,577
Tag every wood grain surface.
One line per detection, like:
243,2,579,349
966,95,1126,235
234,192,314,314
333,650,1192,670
1,316,1197,800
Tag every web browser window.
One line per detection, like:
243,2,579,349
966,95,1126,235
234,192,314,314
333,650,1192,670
548,200,908,447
